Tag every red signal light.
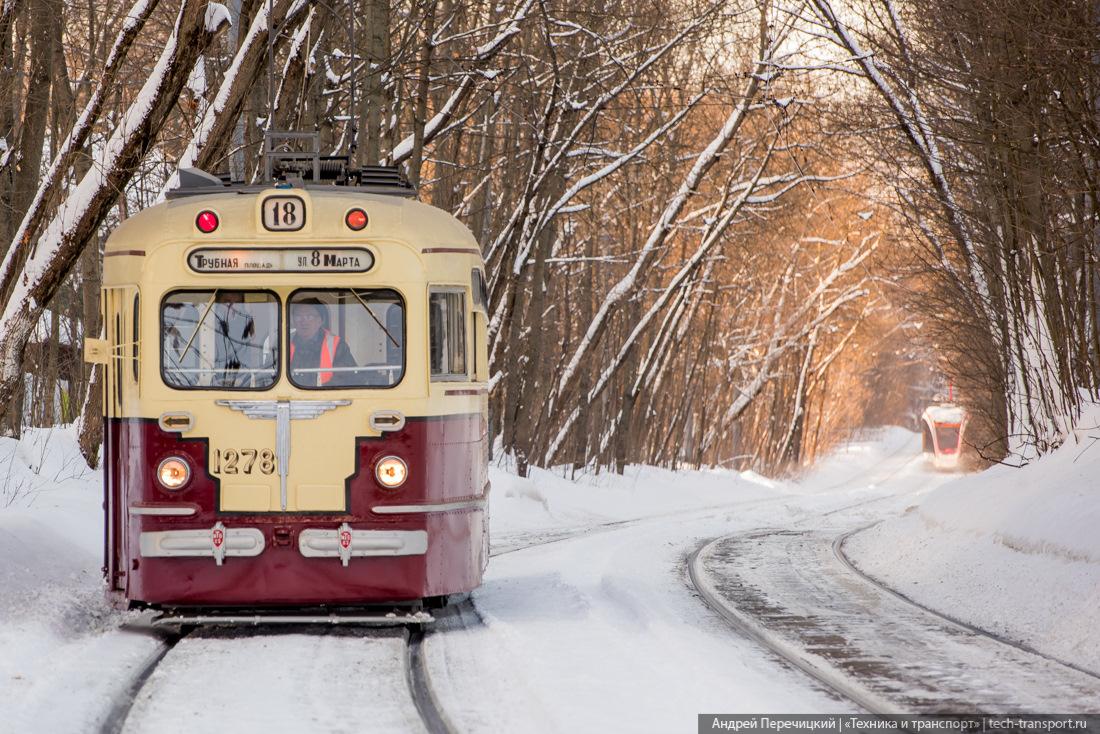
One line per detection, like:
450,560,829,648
196,211,219,233
346,208,368,231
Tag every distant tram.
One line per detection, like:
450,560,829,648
87,156,490,623
920,403,968,471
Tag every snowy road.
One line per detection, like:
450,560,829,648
422,438,959,730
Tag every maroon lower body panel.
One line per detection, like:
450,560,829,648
129,511,484,606
105,414,488,608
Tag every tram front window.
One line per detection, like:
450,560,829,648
288,289,405,389
161,290,279,389
935,424,961,454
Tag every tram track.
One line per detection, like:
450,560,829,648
689,523,1100,714
481,440,941,717
406,600,474,734
488,491,854,559
687,540,886,713
406,627,455,734
831,525,1100,684
98,612,464,734
97,631,178,734
489,431,930,561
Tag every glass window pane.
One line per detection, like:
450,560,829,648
935,424,961,453
133,294,140,382
288,289,405,389
471,269,488,312
161,290,279,390
429,290,467,380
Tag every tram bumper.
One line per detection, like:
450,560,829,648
299,523,429,565
139,521,428,567
139,522,264,565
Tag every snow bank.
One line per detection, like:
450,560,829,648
0,427,109,626
845,409,1100,673
0,427,127,729
489,458,786,540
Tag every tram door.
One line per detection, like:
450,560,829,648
101,286,139,592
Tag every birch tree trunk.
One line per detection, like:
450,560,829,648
77,241,101,465
5,0,53,263
359,0,390,166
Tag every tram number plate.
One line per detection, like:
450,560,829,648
262,195,305,231
212,448,276,475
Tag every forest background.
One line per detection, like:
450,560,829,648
0,0,1097,477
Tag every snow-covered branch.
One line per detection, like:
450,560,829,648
550,18,774,414
7,0,160,262
387,0,538,166
161,0,312,196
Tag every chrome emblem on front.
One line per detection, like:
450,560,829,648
215,400,350,510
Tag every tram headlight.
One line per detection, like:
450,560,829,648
375,456,408,489
157,457,191,490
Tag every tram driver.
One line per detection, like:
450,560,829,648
289,298,358,386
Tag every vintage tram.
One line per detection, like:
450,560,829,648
87,161,490,622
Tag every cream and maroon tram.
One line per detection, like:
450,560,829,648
88,166,490,621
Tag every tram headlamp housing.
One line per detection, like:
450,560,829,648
157,457,191,490
375,456,408,489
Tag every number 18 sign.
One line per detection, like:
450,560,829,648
263,195,306,231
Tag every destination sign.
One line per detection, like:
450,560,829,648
187,247,374,274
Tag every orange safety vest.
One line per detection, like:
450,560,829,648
290,330,339,385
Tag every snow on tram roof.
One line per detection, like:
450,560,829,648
923,404,967,424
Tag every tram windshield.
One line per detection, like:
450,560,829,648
160,289,405,390
935,423,962,454
288,289,405,389
161,290,280,389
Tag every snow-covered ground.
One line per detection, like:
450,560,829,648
846,411,1100,673
0,419,1097,731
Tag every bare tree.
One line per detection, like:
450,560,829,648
0,0,231,432
805,0,1100,461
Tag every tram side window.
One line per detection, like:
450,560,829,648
161,290,279,390
471,269,488,312
132,294,140,382
288,289,405,389
429,290,467,380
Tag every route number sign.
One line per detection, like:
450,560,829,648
263,195,305,231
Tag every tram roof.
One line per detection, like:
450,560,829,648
104,169,482,259
164,166,418,199
922,404,967,423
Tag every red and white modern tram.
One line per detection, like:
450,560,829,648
920,403,968,471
